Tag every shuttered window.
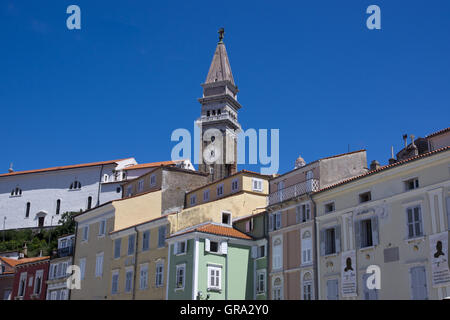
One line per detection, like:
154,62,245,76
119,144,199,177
410,266,428,300
114,239,121,259
406,206,423,238
158,226,166,248
326,279,339,300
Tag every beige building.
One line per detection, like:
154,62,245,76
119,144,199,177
314,142,450,300
267,150,368,300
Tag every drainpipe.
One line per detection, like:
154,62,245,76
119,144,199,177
307,192,320,300
132,227,139,300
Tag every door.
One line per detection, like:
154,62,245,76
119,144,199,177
410,266,428,300
326,279,339,300
362,273,378,300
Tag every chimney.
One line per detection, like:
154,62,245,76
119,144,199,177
403,134,408,148
22,243,28,258
388,146,396,165
370,160,381,171
410,134,416,147
8,163,13,173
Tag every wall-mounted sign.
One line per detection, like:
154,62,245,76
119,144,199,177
429,232,450,288
341,250,357,297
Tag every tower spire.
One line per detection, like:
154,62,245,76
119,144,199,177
204,28,235,86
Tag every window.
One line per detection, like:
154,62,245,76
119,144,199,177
253,244,266,259
128,234,136,255
176,264,185,289
303,273,313,300
222,212,231,226
252,178,263,192
355,217,379,248
245,218,254,232
325,202,335,213
405,178,419,191
95,253,104,277
210,241,219,253
231,178,239,192
98,220,106,237
326,279,339,300
116,187,121,193
190,195,196,205
33,270,43,295
150,174,156,187
139,264,148,290
138,179,144,192
11,187,22,197
70,181,81,190
111,272,119,294
301,231,312,264
320,226,341,256
142,230,150,251
25,202,30,218
272,237,283,270
269,214,274,231
56,199,61,215
18,272,27,297
127,186,133,197
272,277,283,300
256,271,266,294
217,184,224,197
359,192,372,203
114,239,121,259
407,206,423,238
79,258,86,280
203,189,210,202
274,212,281,230
38,216,45,227
296,204,311,223
158,226,166,248
82,225,89,242
155,262,164,287
207,266,222,291
103,174,109,183
175,241,187,255
125,269,133,293
410,266,428,300
87,196,92,210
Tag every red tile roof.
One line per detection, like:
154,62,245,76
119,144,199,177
316,146,450,193
0,158,133,177
427,127,450,138
171,223,252,240
0,256,50,267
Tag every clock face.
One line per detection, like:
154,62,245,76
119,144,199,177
203,144,220,164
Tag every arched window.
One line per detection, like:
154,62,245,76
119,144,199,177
87,196,92,210
56,200,61,215
25,202,31,218
70,181,81,190
272,277,283,300
302,272,313,300
272,237,283,270
11,187,22,196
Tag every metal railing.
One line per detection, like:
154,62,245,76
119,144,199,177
268,179,319,206
57,246,74,258
198,113,241,129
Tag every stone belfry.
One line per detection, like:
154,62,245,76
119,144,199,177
197,28,242,182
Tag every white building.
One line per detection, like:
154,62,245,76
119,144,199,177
0,158,137,230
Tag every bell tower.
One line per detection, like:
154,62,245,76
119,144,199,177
197,28,242,182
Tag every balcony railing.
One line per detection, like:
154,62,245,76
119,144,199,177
198,113,241,129
57,246,74,258
268,179,319,206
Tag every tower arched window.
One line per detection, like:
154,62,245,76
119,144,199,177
87,196,92,210
11,187,22,196
56,199,61,215
25,202,31,218
70,181,81,190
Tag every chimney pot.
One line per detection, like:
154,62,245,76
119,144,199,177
370,160,381,171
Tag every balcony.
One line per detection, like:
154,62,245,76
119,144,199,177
197,113,241,130
268,179,319,206
57,246,74,258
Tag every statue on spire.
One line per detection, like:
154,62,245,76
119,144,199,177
218,28,225,43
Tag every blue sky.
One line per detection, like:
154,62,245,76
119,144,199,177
1,0,449,175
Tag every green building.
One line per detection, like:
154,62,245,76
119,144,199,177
166,221,267,300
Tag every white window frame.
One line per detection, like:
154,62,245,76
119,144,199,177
114,238,121,259
190,194,196,206
272,236,283,270
274,212,281,230
175,264,186,290
207,265,222,291
324,201,335,214
256,270,266,294
98,219,106,237
272,277,283,300
82,225,89,242
125,268,134,293
222,212,232,226
18,272,27,297
139,264,149,290
231,178,239,192
406,205,424,239
175,240,187,255
128,234,136,256
95,252,104,278
404,177,419,191
155,262,164,288
252,178,263,192
111,270,119,295
301,231,313,265
142,230,150,251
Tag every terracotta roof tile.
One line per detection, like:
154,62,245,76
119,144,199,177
0,256,50,267
171,223,252,240
316,146,450,193
0,158,133,177
427,127,450,138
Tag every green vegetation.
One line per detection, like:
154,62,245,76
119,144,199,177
0,212,76,257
